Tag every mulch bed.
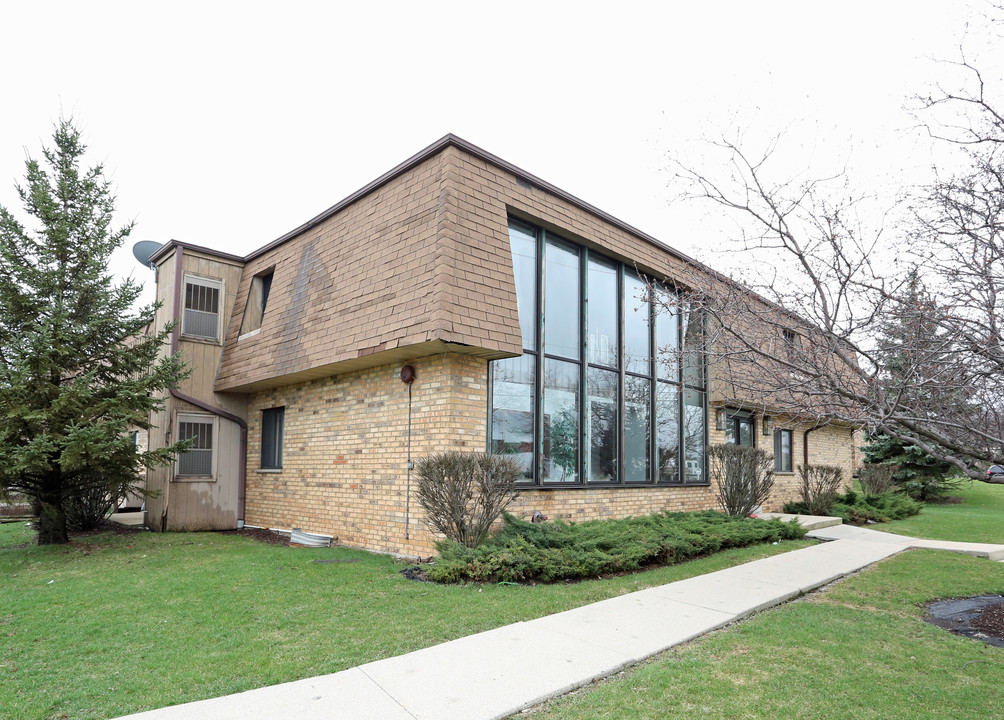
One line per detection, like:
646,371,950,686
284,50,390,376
924,595,1004,648
218,526,291,546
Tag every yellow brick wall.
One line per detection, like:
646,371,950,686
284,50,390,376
243,355,858,556
706,411,857,512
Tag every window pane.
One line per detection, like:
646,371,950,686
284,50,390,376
544,237,580,360
624,375,651,482
623,273,650,375
542,358,579,482
262,407,284,469
683,389,706,483
656,380,680,482
508,222,537,351
655,291,679,381
587,257,618,367
587,366,618,482
178,420,213,476
490,355,535,479
682,304,704,388
739,417,754,447
184,280,220,340
775,429,792,473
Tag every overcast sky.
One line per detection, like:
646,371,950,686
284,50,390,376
1,1,998,306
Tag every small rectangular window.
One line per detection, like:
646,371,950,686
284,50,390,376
782,329,798,360
261,407,284,469
177,415,214,477
774,429,793,473
183,276,222,341
239,271,274,338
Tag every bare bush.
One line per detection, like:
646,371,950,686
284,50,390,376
798,464,844,515
707,444,775,516
857,463,899,495
416,452,522,548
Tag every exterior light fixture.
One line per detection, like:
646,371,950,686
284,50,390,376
715,408,726,431
763,416,772,435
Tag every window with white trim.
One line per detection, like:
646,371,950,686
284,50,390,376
183,275,222,341
176,414,215,477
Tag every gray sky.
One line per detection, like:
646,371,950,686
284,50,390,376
1,1,997,306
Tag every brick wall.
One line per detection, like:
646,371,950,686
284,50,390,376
706,413,856,512
244,353,486,555
243,354,856,557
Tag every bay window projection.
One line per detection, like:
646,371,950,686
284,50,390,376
490,218,707,486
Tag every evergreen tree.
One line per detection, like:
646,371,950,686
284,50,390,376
0,119,187,544
863,270,965,500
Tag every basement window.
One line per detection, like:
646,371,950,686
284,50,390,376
239,270,274,339
183,276,222,341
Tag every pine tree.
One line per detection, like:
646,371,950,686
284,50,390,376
863,270,964,501
0,119,187,544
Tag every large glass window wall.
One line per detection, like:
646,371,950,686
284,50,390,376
489,218,708,486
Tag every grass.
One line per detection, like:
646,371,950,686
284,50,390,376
0,521,812,720
529,549,1004,720
878,480,1004,543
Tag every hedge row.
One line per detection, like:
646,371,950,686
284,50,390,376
427,510,806,584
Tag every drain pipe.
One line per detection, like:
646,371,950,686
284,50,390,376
167,246,249,529
803,424,823,468
400,365,416,540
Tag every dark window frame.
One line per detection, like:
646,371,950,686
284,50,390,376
239,269,275,339
489,218,708,488
774,428,793,473
261,406,285,470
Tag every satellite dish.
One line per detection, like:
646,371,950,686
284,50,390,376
132,241,163,270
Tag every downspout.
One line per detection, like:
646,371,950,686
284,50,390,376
167,246,248,529
803,424,823,468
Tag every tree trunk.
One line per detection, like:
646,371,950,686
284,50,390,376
36,487,68,545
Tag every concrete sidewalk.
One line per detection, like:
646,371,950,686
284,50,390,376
112,524,1004,720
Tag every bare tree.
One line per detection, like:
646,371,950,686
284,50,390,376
662,51,1004,482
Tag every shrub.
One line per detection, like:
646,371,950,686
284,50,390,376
707,444,775,516
858,463,898,495
416,452,522,548
797,463,843,515
784,490,921,525
427,511,806,584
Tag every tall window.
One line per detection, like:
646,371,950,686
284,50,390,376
490,218,707,486
183,276,222,341
177,414,214,477
774,429,793,472
240,270,274,338
261,407,285,469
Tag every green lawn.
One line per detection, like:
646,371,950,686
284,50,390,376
0,521,812,720
529,550,1004,720
879,480,1004,543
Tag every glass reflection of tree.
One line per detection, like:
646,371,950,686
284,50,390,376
623,376,650,482
588,369,617,481
655,382,679,480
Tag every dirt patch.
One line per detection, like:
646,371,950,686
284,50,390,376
218,527,291,546
924,595,1004,648
400,566,430,582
